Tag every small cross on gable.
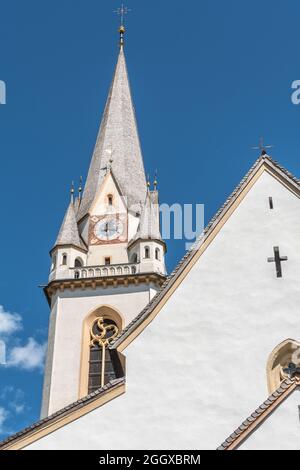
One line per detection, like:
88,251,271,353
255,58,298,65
267,246,288,278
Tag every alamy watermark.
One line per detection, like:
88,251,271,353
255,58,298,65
0,80,6,104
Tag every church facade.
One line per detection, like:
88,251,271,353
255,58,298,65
1,27,300,450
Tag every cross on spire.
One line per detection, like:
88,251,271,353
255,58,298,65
114,4,131,48
114,3,131,26
252,136,274,156
267,246,288,278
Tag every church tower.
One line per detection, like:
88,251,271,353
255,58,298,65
41,26,166,418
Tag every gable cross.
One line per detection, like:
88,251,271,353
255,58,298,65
267,246,288,278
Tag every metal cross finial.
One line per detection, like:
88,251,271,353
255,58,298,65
114,4,131,47
252,137,274,156
114,4,131,26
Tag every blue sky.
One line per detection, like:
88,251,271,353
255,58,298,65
1,0,300,438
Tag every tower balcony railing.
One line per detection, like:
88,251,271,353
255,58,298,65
70,262,140,280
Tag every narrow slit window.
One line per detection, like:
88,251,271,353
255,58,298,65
269,197,274,210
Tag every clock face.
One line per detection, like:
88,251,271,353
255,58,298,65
89,215,127,245
94,217,124,241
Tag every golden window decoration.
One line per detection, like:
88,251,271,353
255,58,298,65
88,317,119,393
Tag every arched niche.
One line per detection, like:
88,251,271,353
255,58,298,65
267,339,300,393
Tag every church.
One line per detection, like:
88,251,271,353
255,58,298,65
1,24,300,451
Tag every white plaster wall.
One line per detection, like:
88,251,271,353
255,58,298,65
239,389,300,450
32,171,300,449
139,240,166,275
49,247,87,281
87,243,129,266
43,283,158,417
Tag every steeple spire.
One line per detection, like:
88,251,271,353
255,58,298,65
78,37,147,220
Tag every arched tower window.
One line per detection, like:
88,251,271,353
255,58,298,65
62,253,67,265
88,316,122,393
144,246,150,259
107,194,113,206
155,248,160,261
75,257,83,268
131,253,138,263
51,254,57,271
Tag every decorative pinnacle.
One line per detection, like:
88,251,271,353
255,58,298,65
78,176,83,198
147,173,151,190
70,181,75,203
154,170,158,190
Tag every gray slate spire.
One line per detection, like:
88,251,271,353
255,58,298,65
133,191,162,242
54,202,85,251
78,47,147,220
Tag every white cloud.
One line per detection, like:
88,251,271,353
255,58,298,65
0,387,26,415
0,407,9,433
7,338,46,371
0,306,22,336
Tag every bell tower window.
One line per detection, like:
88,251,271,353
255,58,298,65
155,248,160,261
107,194,113,206
62,254,67,265
88,317,121,393
144,246,150,259
51,255,57,271
75,257,83,268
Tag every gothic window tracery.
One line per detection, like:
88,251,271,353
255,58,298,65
88,317,121,393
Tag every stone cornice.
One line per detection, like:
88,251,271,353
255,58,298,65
44,272,166,305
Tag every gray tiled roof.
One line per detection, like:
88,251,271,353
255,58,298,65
53,201,86,251
77,47,147,221
0,378,125,449
110,155,300,349
217,378,297,450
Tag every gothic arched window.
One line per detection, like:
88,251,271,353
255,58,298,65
62,253,67,265
75,257,83,268
144,246,150,259
131,253,138,263
88,317,122,393
51,254,57,271
155,248,160,261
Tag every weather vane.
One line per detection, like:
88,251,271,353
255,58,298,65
114,4,131,26
252,136,274,156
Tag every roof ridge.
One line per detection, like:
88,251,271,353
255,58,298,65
0,377,125,449
217,378,298,450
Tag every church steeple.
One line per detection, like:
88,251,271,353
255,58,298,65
78,43,147,220
42,26,166,419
